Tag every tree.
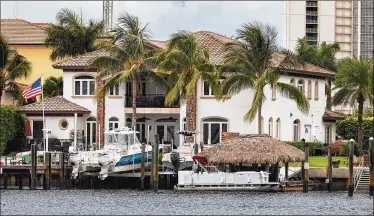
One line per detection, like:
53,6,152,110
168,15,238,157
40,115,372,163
150,31,217,133
219,22,310,134
89,12,167,128
45,8,105,61
43,76,63,98
332,57,373,155
0,35,32,104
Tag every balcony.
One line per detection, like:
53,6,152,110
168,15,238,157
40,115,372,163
307,36,318,41
306,19,318,24
124,94,179,108
306,11,318,16
306,2,318,7
306,28,318,33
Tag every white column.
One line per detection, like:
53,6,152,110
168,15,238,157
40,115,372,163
74,113,77,150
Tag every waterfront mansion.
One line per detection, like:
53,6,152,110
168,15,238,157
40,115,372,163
18,31,344,148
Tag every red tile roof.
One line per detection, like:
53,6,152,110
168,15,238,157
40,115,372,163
0,19,48,44
323,109,345,121
53,30,335,77
18,96,91,114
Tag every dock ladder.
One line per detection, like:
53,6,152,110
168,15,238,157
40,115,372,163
354,156,369,191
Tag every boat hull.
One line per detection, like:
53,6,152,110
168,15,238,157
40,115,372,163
113,151,152,172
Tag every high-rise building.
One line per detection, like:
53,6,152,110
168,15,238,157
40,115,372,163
282,1,374,59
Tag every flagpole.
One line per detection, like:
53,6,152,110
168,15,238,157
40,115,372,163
41,75,45,152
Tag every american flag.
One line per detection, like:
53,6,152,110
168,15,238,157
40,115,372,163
22,77,42,102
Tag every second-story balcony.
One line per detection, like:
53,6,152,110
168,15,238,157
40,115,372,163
124,94,179,108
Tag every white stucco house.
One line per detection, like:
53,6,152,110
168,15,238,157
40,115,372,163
17,31,344,150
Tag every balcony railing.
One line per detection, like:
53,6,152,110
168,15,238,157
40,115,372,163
125,94,179,108
306,28,318,33
307,36,318,41
306,19,318,24
306,2,318,7
306,11,318,16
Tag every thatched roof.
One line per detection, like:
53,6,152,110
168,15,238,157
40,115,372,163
198,134,305,164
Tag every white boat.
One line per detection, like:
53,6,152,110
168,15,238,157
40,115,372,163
175,156,279,192
161,131,197,171
97,127,153,180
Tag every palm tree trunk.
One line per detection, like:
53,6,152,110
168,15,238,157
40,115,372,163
0,89,3,104
326,80,332,110
131,78,138,129
258,103,262,134
357,94,364,156
186,86,197,139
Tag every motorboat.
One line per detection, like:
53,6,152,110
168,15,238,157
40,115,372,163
97,127,153,180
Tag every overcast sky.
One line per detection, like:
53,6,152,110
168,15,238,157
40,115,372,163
1,1,283,43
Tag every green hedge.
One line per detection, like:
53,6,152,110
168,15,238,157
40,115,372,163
284,141,358,156
0,105,26,154
336,117,374,151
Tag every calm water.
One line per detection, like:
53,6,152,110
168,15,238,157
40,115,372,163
1,190,373,215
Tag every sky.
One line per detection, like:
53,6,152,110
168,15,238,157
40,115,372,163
1,1,283,43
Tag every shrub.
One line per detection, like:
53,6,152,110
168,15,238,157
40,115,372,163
330,140,344,156
283,141,323,155
336,117,374,151
0,105,26,154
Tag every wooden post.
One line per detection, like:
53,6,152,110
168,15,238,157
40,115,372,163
369,137,374,196
348,139,354,196
285,162,289,180
3,173,8,189
327,145,332,191
18,174,23,189
140,143,145,190
44,152,51,190
153,134,159,192
150,141,154,189
60,153,65,189
274,163,279,182
302,139,309,193
30,144,37,190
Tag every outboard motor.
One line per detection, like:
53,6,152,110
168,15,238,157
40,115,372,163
170,151,180,171
98,153,112,180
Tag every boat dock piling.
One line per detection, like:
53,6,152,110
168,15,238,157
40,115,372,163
348,139,355,196
327,144,332,191
152,134,159,192
302,139,309,193
140,143,145,190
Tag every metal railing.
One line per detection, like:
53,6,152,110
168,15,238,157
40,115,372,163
306,2,318,7
306,11,318,16
125,94,179,108
307,36,318,41
354,156,364,191
306,28,318,33
306,19,318,24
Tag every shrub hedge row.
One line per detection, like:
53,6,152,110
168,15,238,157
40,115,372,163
284,141,358,156
0,105,25,154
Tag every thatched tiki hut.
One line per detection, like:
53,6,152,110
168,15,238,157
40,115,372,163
197,134,305,181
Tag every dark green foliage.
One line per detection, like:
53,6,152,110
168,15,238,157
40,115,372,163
43,76,63,98
336,117,374,151
0,105,25,154
284,141,323,155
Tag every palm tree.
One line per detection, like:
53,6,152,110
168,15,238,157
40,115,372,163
0,35,32,103
43,76,63,98
150,31,217,132
89,12,167,128
219,22,310,134
332,57,373,155
45,8,105,61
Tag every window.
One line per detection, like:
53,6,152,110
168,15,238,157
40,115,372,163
86,117,97,148
325,125,332,144
203,80,223,96
297,80,305,92
290,78,295,86
109,117,119,130
183,117,186,130
314,81,319,100
203,117,228,144
293,119,300,141
268,118,273,137
276,118,281,140
307,80,312,99
125,118,132,128
109,84,119,96
74,76,95,96
59,119,69,130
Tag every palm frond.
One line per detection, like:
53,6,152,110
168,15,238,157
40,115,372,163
276,82,310,114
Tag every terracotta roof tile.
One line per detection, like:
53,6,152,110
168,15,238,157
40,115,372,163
323,109,345,121
18,96,90,114
1,19,48,44
53,30,335,76
52,49,109,69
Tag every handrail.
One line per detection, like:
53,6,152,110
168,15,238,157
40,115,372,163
354,156,364,191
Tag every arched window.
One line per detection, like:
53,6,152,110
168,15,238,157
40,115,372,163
276,118,281,140
86,117,96,147
126,118,132,128
109,117,119,130
297,80,305,93
290,78,295,85
314,81,319,100
74,75,95,96
203,117,228,144
293,119,300,141
307,80,312,99
268,118,273,137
